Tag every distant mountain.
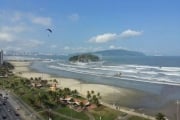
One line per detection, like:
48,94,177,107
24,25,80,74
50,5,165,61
94,49,145,57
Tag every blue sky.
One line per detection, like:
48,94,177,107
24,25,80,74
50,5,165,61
0,0,180,55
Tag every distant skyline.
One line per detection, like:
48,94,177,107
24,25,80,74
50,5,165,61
0,0,180,56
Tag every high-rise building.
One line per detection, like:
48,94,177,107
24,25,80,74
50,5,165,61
0,50,3,65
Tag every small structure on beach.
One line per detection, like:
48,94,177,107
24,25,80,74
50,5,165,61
31,83,42,88
49,83,57,91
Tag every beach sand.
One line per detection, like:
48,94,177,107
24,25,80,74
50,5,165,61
11,61,139,103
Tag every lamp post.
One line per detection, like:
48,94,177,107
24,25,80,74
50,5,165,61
48,107,52,120
177,100,179,120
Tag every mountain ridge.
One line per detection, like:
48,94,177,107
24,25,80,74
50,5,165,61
93,49,145,57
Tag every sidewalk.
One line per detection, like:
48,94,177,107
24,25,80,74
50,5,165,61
101,102,155,120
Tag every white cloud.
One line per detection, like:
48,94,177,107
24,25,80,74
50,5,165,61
89,33,117,43
50,45,57,49
89,29,142,43
120,29,142,38
11,12,22,22
24,39,44,48
0,10,51,52
62,46,104,53
68,13,79,22
0,25,28,42
108,45,128,50
4,46,22,51
0,10,53,27
0,32,14,42
64,46,70,50
109,45,115,49
31,16,52,26
1,26,27,33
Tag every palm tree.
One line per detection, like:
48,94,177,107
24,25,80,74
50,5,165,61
91,90,94,94
97,92,101,99
72,89,78,97
86,91,91,101
53,79,58,84
36,92,43,108
92,95,100,106
156,113,166,120
64,88,71,95
38,77,42,80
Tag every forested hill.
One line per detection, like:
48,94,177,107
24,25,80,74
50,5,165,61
69,54,99,62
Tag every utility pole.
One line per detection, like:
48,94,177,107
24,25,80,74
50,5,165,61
177,100,179,120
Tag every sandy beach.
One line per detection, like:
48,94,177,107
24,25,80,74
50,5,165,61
11,61,139,103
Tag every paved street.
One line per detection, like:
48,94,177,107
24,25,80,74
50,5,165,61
0,90,22,120
0,89,45,120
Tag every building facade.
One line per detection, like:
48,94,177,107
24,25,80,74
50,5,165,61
0,50,3,65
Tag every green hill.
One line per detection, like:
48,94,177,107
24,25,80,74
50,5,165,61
69,54,99,62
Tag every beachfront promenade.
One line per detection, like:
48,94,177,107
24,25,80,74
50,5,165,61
101,102,155,120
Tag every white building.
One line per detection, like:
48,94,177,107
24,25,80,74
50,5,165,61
0,50,3,65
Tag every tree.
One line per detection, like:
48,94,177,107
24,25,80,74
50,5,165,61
86,91,91,101
156,113,166,120
38,77,42,80
64,88,71,95
97,92,101,99
91,90,94,94
72,89,78,97
53,79,58,83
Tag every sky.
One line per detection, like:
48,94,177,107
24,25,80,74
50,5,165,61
0,0,180,56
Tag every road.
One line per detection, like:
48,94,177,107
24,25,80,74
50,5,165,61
0,89,44,120
0,90,22,120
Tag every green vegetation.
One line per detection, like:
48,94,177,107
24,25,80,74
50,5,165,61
40,111,70,120
0,61,14,76
155,113,166,120
86,90,101,106
69,53,99,62
128,116,150,120
55,107,89,120
89,105,125,120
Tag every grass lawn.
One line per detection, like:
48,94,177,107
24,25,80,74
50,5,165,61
128,116,150,120
89,105,126,120
40,111,70,120
55,106,89,120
